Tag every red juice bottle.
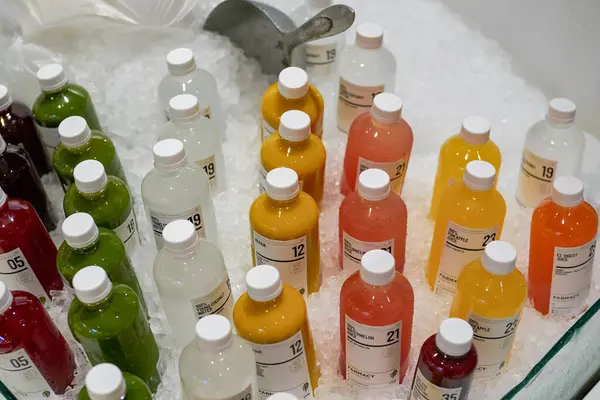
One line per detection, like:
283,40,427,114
0,281,76,396
408,318,477,400
339,249,414,389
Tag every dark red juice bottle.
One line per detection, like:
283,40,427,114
408,318,477,400
0,282,76,396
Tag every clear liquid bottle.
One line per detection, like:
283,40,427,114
339,168,407,272
516,98,585,208
449,241,526,380
528,176,598,317
426,161,506,295
160,94,225,193
154,220,233,347
142,139,217,249
78,363,152,400
337,23,396,133
429,116,501,221
179,315,256,400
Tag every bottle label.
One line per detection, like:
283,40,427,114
259,164,303,194
262,120,277,142
467,311,521,380
345,316,402,389
408,368,462,400
190,278,233,320
338,78,385,131
342,231,394,272
517,150,558,207
149,205,206,249
0,248,49,305
252,232,308,298
218,383,253,400
252,331,313,399
0,348,55,398
550,237,597,316
114,209,140,255
435,222,498,295
34,123,60,160
356,156,408,194
196,154,218,192
305,41,338,69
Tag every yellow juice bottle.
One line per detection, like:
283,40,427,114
429,116,502,221
260,110,326,204
250,167,320,297
260,67,324,142
426,160,506,294
449,241,526,380
233,265,320,398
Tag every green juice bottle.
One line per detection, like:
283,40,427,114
54,116,126,191
64,160,140,256
69,266,161,392
78,363,152,400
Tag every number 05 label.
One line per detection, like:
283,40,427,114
0,348,54,398
0,248,48,305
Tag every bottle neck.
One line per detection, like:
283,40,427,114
65,140,93,155
43,84,68,96
546,117,575,130
72,238,100,255
79,185,108,200
277,92,306,105
267,195,300,208
155,163,186,176
83,292,112,310
0,104,11,117
279,136,310,148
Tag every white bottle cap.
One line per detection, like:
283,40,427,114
435,318,473,357
246,265,283,302
371,93,403,124
0,85,13,112
85,363,127,400
460,116,491,145
552,176,584,207
463,160,496,191
168,94,201,122
195,314,233,351
73,265,112,304
279,110,311,142
267,394,299,400
0,281,13,315
277,67,309,99
265,168,300,201
481,241,517,275
74,160,109,194
166,48,196,76
58,116,92,148
358,169,390,201
0,187,7,208
153,139,187,171
37,64,68,92
356,23,384,49
62,213,99,249
547,98,576,124
162,220,199,253
360,249,395,286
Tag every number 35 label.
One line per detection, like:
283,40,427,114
409,367,462,400
0,248,48,305
0,348,55,398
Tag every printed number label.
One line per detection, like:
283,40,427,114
517,150,558,207
342,232,395,272
0,248,48,305
408,368,462,400
114,210,140,255
356,157,408,194
337,78,385,132
0,348,54,397
149,205,206,249
196,154,218,191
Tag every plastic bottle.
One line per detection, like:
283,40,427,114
339,168,407,272
528,176,598,317
516,98,585,208
180,315,256,400
160,94,225,193
33,64,102,159
426,161,506,294
142,139,217,249
54,116,127,191
341,93,413,196
233,265,319,399
337,23,396,133
429,116,501,221
340,250,414,388
69,266,161,392
260,110,326,204
64,160,140,256
449,241,526,380
408,319,477,400
250,168,320,298
78,363,152,400
154,220,233,347
260,67,324,142
0,281,76,397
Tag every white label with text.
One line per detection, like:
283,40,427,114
356,156,408,194
215,383,253,400
196,154,218,191
190,278,233,320
114,209,140,255
261,120,277,142
259,164,303,194
305,41,338,75
35,124,60,160
517,150,558,207
408,368,462,400
149,205,206,249
0,348,55,398
342,231,394,272
0,248,48,305
337,78,385,132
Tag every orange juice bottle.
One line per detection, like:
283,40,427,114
426,160,506,294
450,241,526,380
260,110,326,204
429,116,501,221
528,176,598,317
260,67,324,142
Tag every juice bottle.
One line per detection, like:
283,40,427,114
0,186,62,304
260,110,326,204
233,265,319,399
528,176,598,317
0,281,76,397
339,249,414,388
179,315,257,399
516,98,585,208
260,67,324,142
429,116,501,221
141,139,217,249
69,266,161,392
154,220,233,347
341,93,413,196
337,23,396,133
426,160,506,294
249,168,320,297
78,363,152,400
449,241,526,380
408,318,477,400
64,159,140,256
54,115,127,191
339,168,407,272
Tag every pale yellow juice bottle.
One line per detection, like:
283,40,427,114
260,110,326,204
429,116,502,221
426,160,506,294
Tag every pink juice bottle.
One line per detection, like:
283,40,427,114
341,93,413,197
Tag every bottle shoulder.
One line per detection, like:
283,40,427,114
142,167,210,199
419,335,477,379
525,120,585,154
339,46,396,80
250,194,319,232
532,201,598,236
0,200,38,235
154,241,225,277
341,272,414,308
261,136,326,170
